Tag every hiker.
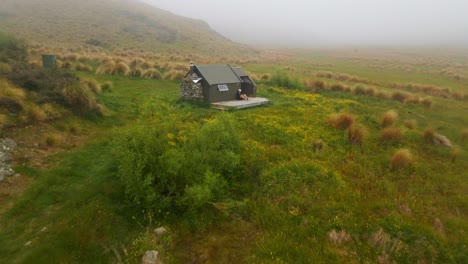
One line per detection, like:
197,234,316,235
236,89,248,100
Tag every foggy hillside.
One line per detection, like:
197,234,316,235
0,0,253,54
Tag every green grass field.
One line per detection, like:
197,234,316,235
0,50,467,263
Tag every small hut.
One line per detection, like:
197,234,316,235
180,64,257,103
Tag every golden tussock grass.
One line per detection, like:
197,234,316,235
391,149,413,169
75,63,93,72
82,79,101,94
96,61,115,75
129,67,144,77
347,125,366,145
27,105,47,123
113,61,130,75
381,110,398,128
327,113,355,130
380,127,403,142
404,119,417,130
142,69,162,79
163,69,186,81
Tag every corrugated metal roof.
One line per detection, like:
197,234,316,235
232,67,248,77
195,64,241,85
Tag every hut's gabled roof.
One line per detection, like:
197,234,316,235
232,67,248,77
195,64,241,85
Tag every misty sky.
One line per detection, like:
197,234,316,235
140,0,468,47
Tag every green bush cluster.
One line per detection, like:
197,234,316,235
269,70,304,90
116,103,241,216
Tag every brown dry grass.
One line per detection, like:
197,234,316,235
424,127,437,144
404,119,417,130
391,149,413,169
327,113,355,130
380,127,403,142
28,105,47,123
82,79,101,94
347,125,366,145
381,110,398,128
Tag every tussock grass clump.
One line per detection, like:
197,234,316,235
404,119,417,130
142,69,162,79
82,78,101,94
354,85,366,95
380,127,403,142
327,113,355,130
163,70,185,81
461,129,468,141
421,98,433,108
61,61,73,69
129,67,144,77
376,91,390,99
381,110,398,128
75,63,92,72
364,87,376,96
96,61,115,75
27,105,47,123
391,149,413,169
101,81,113,92
392,91,411,102
347,125,366,145
63,83,97,115
113,61,130,75
44,133,61,147
330,83,345,91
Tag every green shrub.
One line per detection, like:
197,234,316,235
269,70,304,90
117,105,241,215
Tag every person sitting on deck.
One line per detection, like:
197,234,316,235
236,89,248,100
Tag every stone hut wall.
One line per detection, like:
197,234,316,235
180,77,204,101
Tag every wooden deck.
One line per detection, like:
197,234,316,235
211,97,270,110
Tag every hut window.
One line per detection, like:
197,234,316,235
217,84,229,91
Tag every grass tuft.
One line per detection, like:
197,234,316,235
327,113,355,130
347,124,366,145
391,149,413,169
381,110,398,128
380,127,403,142
404,119,417,130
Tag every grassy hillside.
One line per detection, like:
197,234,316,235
0,0,253,55
0,47,466,263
